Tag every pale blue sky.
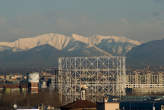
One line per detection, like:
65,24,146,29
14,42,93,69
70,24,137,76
0,0,164,41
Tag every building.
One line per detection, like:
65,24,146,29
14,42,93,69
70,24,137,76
97,97,120,110
97,102,120,110
97,96,164,110
0,83,28,94
126,71,164,95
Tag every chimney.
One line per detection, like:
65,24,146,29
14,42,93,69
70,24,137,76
80,85,88,100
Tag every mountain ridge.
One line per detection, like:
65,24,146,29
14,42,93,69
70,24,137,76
0,33,141,52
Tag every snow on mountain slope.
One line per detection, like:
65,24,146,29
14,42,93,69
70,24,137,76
0,33,71,51
0,33,141,54
91,35,141,45
72,34,89,44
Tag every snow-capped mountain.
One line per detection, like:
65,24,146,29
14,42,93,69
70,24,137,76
0,33,71,51
0,33,141,71
0,33,141,54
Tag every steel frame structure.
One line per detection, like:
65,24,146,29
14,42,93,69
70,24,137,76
57,56,126,104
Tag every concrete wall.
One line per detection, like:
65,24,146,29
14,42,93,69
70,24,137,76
105,102,120,110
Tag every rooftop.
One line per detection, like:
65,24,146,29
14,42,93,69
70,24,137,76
61,100,96,109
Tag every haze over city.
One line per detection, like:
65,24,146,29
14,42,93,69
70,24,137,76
0,0,164,42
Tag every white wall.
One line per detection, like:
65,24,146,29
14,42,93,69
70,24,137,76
105,102,120,110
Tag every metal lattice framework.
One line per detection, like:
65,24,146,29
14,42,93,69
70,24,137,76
57,56,126,104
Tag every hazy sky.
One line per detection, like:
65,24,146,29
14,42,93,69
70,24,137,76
0,0,164,42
